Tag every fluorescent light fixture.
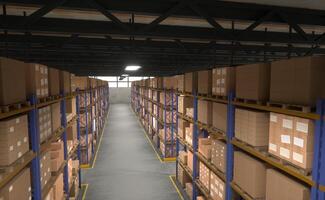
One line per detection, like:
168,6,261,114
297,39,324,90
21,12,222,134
121,74,129,77
125,65,141,71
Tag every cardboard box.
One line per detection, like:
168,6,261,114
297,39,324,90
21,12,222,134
199,161,211,191
187,151,194,172
198,138,212,160
40,152,51,189
178,164,191,187
44,187,54,200
268,112,281,156
90,78,97,88
0,57,26,106
235,108,269,147
186,183,193,200
26,63,49,99
198,100,212,125
236,63,270,101
185,124,194,146
39,106,52,143
50,141,64,172
210,171,225,200
71,76,90,91
212,103,227,133
266,169,310,200
198,70,212,95
185,72,198,94
67,123,78,142
0,168,31,200
53,173,64,200
66,97,76,118
186,108,194,118
211,139,226,173
270,56,325,106
51,102,61,133
178,96,192,114
163,76,177,89
152,77,163,89
176,75,185,92
48,68,60,96
197,196,205,200
234,151,266,199
212,67,236,97
0,114,29,165
59,71,71,94
178,119,189,139
178,151,188,164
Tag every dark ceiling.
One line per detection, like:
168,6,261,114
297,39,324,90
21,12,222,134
1,0,325,76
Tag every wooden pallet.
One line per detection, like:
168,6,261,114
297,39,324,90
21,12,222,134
267,102,313,113
211,95,228,101
0,101,31,113
198,93,211,97
233,138,268,152
234,98,265,105
38,95,61,103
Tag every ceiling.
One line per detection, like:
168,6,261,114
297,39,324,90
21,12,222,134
1,0,325,76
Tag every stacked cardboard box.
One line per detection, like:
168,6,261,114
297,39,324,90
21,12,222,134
176,75,185,92
211,140,226,173
210,172,225,200
270,56,325,106
187,151,194,172
178,96,192,114
40,152,51,189
212,67,236,97
268,113,314,170
48,68,60,96
185,72,198,94
53,173,64,200
26,63,49,99
198,100,212,125
90,78,97,88
234,151,266,199
199,161,211,191
67,123,78,144
198,138,212,160
44,187,54,200
177,163,191,187
159,141,176,157
212,103,227,133
0,168,31,200
236,63,270,101
51,102,61,133
39,106,52,143
186,183,193,200
71,76,90,91
0,114,29,165
186,108,194,118
163,76,177,89
266,169,310,200
66,97,76,122
59,71,71,94
185,124,194,146
0,57,26,105
235,108,269,147
198,70,212,95
179,151,187,164
50,141,64,172
178,119,189,139
152,77,163,89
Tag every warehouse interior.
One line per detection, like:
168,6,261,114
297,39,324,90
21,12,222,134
1,0,325,200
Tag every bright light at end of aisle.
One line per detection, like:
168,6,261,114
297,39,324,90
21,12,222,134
125,65,141,71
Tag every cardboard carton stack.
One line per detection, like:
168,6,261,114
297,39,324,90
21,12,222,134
0,114,29,165
212,103,227,133
44,187,54,200
212,67,236,97
210,172,225,200
176,75,185,92
233,151,266,199
59,71,71,95
185,72,198,94
40,152,51,189
0,57,26,105
187,151,194,172
90,78,97,88
178,163,191,187
186,183,193,200
152,77,163,89
50,141,64,172
199,161,211,191
67,123,78,144
26,63,49,99
186,108,194,118
53,173,64,200
235,108,269,147
198,70,212,95
0,168,31,200
66,97,76,122
198,138,212,160
236,63,270,101
178,96,192,114
159,141,176,158
48,68,60,96
266,169,310,200
51,102,61,133
71,76,90,91
179,151,187,164
270,56,325,106
163,76,177,89
185,123,194,146
39,106,52,143
268,113,314,170
178,118,189,139
211,140,227,173
198,100,212,125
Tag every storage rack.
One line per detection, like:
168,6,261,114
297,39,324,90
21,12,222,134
175,91,325,200
131,83,177,161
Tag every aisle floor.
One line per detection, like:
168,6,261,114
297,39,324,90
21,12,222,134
82,104,180,200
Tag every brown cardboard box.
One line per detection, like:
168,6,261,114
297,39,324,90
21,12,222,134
26,63,49,99
59,71,71,94
178,151,188,164
186,183,193,200
90,78,97,88
186,108,194,119
198,138,212,160
178,119,189,139
185,124,194,146
71,76,90,91
211,139,227,173
48,68,60,96
50,141,64,172
185,72,198,94
152,77,163,89
197,196,205,200
40,152,51,189
163,76,177,89
198,100,212,125
51,102,61,133
234,151,266,199
39,106,52,143
0,167,31,200
178,96,192,114
198,70,212,95
199,161,211,191
0,57,26,105
235,108,269,147
66,97,76,121
44,187,54,200
268,113,281,157
187,151,194,172
270,56,325,106
178,163,191,187
212,67,236,97
212,103,227,133
176,75,185,92
0,114,29,165
53,173,64,200
266,169,310,200
67,123,78,142
210,171,225,200
236,63,270,101
279,115,294,162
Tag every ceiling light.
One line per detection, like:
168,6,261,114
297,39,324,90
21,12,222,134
125,65,141,71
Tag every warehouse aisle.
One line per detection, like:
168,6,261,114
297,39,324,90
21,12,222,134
82,104,179,200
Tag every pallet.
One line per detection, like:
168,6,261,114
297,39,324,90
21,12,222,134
211,95,228,101
234,98,265,105
198,93,211,97
38,95,61,104
267,102,313,113
0,101,31,113
233,138,268,152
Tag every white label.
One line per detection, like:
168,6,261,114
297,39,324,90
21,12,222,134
293,152,303,163
9,127,14,133
283,119,293,129
9,146,13,151
9,185,13,192
17,141,21,146
269,143,277,152
18,152,22,158
294,137,304,148
28,187,31,192
296,122,309,133
24,137,27,143
40,163,43,168
281,135,291,144
270,114,277,123
35,65,39,71
16,118,20,124
280,147,290,159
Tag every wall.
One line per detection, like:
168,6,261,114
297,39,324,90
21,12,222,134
109,87,131,104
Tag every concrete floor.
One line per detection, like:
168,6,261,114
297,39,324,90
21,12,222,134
82,104,179,200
